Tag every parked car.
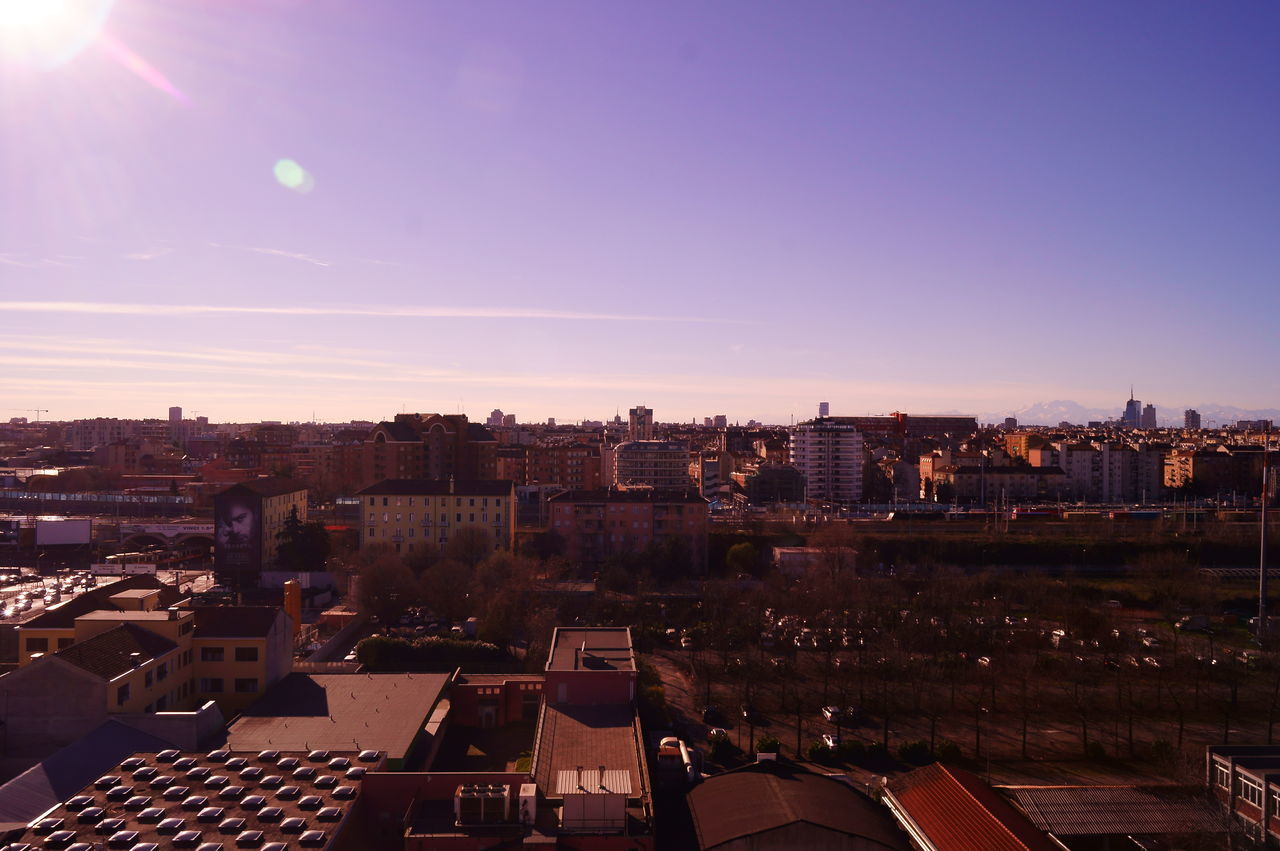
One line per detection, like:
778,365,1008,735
821,733,840,749
821,706,840,722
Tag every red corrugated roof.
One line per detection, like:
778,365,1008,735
888,763,1057,851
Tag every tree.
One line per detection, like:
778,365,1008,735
275,506,332,571
444,528,494,569
354,550,418,631
725,542,760,577
419,558,472,622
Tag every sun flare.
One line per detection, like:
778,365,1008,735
0,0,113,68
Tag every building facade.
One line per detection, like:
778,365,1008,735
357,479,516,556
789,418,865,504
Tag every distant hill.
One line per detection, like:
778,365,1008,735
980,401,1280,428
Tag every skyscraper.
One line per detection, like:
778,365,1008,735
1141,404,1157,429
1185,409,1201,430
818,401,830,418
1122,390,1142,428
168,406,182,423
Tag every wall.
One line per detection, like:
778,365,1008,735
0,657,106,757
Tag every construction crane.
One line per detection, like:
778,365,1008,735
4,408,48,422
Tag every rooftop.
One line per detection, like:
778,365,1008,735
221,478,307,498
193,606,285,639
547,488,707,504
886,763,1057,851
355,479,514,497
1008,785,1224,837
15,747,377,849
225,673,449,759
688,761,909,850
55,623,178,681
22,576,183,631
531,704,646,801
546,628,634,672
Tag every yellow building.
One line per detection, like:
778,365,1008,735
356,478,516,557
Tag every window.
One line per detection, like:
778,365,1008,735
235,647,259,663
382,497,388,506
234,678,259,693
201,647,225,662
179,620,193,636
409,497,415,506
456,513,462,522
57,637,73,649
469,513,475,522
469,498,475,507
117,683,131,705
368,511,375,521
368,497,375,506
25,637,48,653
199,678,224,693
368,527,375,538
144,671,154,687
1239,776,1263,807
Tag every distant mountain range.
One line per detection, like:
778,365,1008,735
977,400,1280,428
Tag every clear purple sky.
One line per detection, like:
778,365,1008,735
2,1,1277,425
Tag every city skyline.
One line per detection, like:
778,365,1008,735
2,2,1277,423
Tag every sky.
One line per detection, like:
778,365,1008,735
1,0,1277,425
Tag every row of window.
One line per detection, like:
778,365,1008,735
200,677,260,694
201,646,259,663
370,496,503,508
369,512,503,524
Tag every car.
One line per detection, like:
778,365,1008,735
343,650,358,662
821,733,841,749
706,727,728,742
679,636,694,649
821,706,840,722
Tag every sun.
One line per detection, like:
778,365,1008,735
0,0,114,69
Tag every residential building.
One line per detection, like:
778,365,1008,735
357,478,516,556
358,413,498,490
790,418,865,504
548,488,709,572
1141,403,1158,429
213,478,307,588
1186,408,1202,430
818,401,830,418
1206,744,1280,843
628,405,654,441
608,440,691,489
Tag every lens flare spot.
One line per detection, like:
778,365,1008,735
273,159,315,194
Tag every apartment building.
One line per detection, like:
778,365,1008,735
548,488,708,572
606,440,691,490
357,478,516,556
790,418,865,504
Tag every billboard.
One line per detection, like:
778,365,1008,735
214,488,262,583
35,518,92,546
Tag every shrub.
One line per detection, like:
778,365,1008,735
806,740,833,763
837,739,865,763
936,739,962,762
708,730,733,762
897,740,934,766
755,735,781,754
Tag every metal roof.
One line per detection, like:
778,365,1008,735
1009,786,1225,836
555,769,632,797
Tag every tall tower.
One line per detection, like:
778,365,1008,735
1184,409,1201,430
818,401,830,418
628,406,654,441
168,406,182,423
1122,388,1142,429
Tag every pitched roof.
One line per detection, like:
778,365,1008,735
373,420,422,442
355,478,514,496
55,622,178,680
193,606,285,638
0,720,174,833
886,763,1057,851
688,761,910,850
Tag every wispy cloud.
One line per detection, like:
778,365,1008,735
0,301,744,324
124,247,172,261
0,254,79,268
244,246,330,267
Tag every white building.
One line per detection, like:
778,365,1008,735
789,419,865,504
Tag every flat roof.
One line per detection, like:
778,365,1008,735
1009,786,1224,836
546,628,634,672
77,611,173,622
225,673,449,759
109,589,161,599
